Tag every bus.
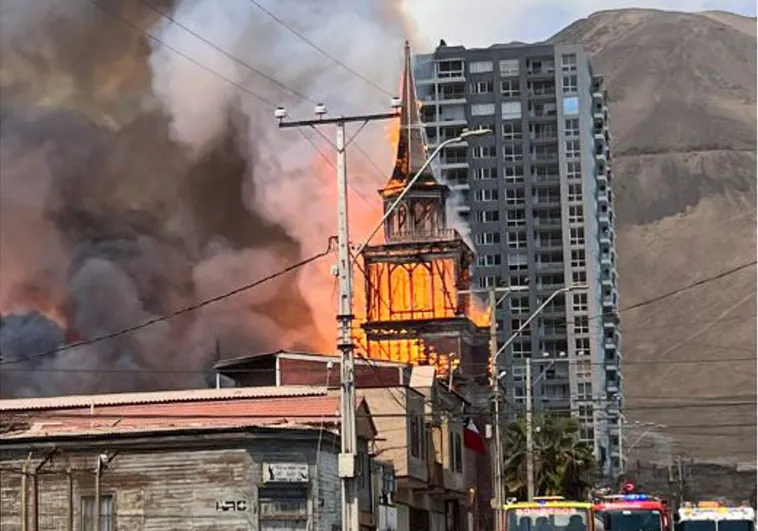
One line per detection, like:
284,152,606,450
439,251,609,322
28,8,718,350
504,497,598,531
594,493,672,531
678,502,755,531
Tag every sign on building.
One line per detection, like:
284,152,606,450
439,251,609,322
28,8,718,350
262,462,310,483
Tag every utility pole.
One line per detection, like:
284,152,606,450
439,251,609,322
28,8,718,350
489,287,504,531
525,358,534,500
277,104,398,531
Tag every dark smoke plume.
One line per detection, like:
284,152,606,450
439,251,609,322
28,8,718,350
0,0,416,397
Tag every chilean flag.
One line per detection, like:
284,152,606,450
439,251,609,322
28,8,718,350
464,419,487,455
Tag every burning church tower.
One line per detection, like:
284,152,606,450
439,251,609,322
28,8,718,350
359,42,488,378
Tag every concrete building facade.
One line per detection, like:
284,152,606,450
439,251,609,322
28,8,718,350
414,42,623,476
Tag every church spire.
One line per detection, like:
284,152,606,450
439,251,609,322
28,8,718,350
388,41,436,187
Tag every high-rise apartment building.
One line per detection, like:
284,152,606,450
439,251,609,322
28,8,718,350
414,42,623,476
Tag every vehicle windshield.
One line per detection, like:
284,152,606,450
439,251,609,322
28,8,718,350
600,509,663,531
718,521,754,531
507,507,590,531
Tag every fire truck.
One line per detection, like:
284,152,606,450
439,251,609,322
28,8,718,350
593,490,673,531
503,496,598,531
677,502,755,531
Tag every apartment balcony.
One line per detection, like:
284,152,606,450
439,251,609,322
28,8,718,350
535,262,564,273
529,110,558,122
534,239,563,252
593,105,608,123
427,117,468,128
599,231,612,248
532,195,562,208
531,152,560,164
596,168,608,186
595,149,608,165
527,67,556,79
530,133,559,143
533,217,563,228
533,173,561,184
597,188,610,206
598,209,611,228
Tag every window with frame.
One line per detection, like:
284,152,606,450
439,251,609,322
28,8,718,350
575,337,590,354
513,384,526,400
475,209,499,223
561,54,577,72
512,342,530,360
565,118,580,137
569,227,585,246
471,103,495,116
437,60,464,78
580,427,595,442
499,59,519,77
502,122,522,140
572,270,587,284
501,101,522,120
566,139,581,158
574,315,589,335
510,296,530,313
503,165,524,183
409,414,426,458
562,75,578,94
512,365,526,382
470,60,494,73
505,188,525,205
573,292,588,312
475,188,498,202
82,495,114,531
506,209,526,227
577,381,592,400
510,274,529,287
569,205,583,223
576,359,592,378
474,167,497,180
501,79,520,97
571,249,586,268
475,232,501,245
470,81,493,94
508,252,528,269
578,404,593,421
503,144,523,162
478,276,500,288
477,253,502,266
567,161,582,180
507,231,527,249
472,145,497,158
568,183,583,202
448,428,463,473
563,96,579,115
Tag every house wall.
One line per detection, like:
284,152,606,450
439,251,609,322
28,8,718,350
278,358,403,388
0,431,374,531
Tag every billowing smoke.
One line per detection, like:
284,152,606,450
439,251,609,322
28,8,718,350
0,0,424,397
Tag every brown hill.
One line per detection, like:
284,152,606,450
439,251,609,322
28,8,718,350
552,9,757,465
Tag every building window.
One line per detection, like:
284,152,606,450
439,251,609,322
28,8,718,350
571,249,586,269
567,161,582,180
569,227,585,246
563,96,579,115
500,59,520,76
410,415,426,458
470,81,493,94
82,495,114,531
504,165,524,183
478,276,500,288
470,60,494,73
580,427,595,442
476,210,499,223
503,144,523,162
475,188,499,202
575,336,590,354
502,101,522,120
506,209,526,227
568,183,583,202
477,253,502,266
437,60,464,78
572,270,587,284
449,428,463,473
473,145,497,158
501,79,520,97
471,103,496,116
566,139,581,158
505,188,525,206
474,167,497,180
574,315,590,334
510,274,529,286
577,359,592,379
578,404,594,421
569,205,583,223
502,122,522,140
565,118,579,137
510,296,530,314
507,231,527,249
562,54,577,72
577,382,592,400
562,75,578,94
475,232,501,245
573,292,588,312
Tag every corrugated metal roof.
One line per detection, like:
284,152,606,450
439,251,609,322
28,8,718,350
1,394,342,440
0,385,327,412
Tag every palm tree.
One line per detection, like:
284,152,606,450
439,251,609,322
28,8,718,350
502,415,597,499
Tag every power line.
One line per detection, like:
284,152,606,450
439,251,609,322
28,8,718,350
0,238,336,366
243,0,394,98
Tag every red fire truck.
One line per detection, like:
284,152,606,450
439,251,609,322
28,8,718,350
594,490,673,531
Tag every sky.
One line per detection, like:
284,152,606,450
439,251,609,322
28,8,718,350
403,0,757,47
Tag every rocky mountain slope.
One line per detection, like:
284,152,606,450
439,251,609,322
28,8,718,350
552,9,756,464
